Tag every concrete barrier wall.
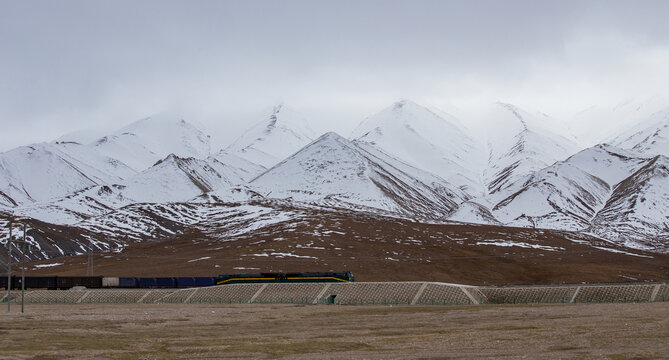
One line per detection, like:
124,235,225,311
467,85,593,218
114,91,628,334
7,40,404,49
84,289,149,303
573,284,656,303
7,281,669,305
190,283,263,303
479,286,577,304
416,283,474,305
22,290,86,304
324,282,424,305
140,289,182,303
655,284,669,302
254,283,325,304
159,288,198,303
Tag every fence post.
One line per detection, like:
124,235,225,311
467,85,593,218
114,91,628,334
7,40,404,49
7,220,12,312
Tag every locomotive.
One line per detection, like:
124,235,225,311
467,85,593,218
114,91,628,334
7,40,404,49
215,271,354,285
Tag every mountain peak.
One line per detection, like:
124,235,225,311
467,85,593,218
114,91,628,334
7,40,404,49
351,100,486,195
121,113,202,134
392,99,412,110
118,152,232,204
389,99,433,114
89,113,211,172
483,103,579,196
318,131,346,142
152,153,184,167
612,108,669,157
225,105,315,168
256,131,351,175
249,129,463,217
646,154,669,171
496,102,528,130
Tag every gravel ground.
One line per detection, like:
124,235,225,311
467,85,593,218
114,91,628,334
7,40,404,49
0,302,668,359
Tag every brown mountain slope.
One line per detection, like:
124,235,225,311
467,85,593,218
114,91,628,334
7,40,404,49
25,208,669,285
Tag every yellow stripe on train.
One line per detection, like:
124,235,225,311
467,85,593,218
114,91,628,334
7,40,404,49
285,277,350,282
216,276,351,285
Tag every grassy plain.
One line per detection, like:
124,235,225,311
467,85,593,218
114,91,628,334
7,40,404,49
1,302,667,359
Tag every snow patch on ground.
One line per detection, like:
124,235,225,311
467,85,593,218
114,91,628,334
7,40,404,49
245,252,317,259
591,246,653,258
187,256,212,262
475,240,564,252
33,262,64,268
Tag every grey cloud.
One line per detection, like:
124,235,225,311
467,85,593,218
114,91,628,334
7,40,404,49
1,0,669,151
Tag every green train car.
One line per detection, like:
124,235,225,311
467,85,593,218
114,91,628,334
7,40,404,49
216,272,354,285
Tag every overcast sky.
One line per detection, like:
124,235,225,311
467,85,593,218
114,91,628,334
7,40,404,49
2,0,669,151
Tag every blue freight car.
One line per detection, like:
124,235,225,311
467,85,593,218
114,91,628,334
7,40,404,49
176,277,216,287
118,277,139,288
194,277,216,287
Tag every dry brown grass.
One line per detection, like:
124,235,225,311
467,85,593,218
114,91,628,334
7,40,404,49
1,302,668,359
27,211,669,286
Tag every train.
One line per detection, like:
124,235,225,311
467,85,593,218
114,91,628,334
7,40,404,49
216,272,354,285
0,272,354,290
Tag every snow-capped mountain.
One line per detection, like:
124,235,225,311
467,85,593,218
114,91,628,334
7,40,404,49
472,144,651,232
490,161,611,230
249,132,464,218
53,141,138,180
2,99,669,256
590,155,669,251
226,104,316,169
0,142,133,207
352,100,486,196
207,150,267,184
11,184,130,225
91,113,211,172
564,144,650,185
483,103,579,198
612,108,669,158
119,154,232,204
1,115,216,222
7,154,238,225
568,96,669,147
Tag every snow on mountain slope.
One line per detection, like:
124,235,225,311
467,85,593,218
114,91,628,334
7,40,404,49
119,154,233,204
249,132,464,218
12,184,131,225
8,154,237,225
476,143,648,231
207,150,267,183
564,144,650,185
568,96,669,147
76,202,209,241
612,108,669,157
0,212,125,262
75,200,303,244
491,161,611,230
226,104,316,168
91,114,211,172
351,100,486,196
590,155,669,251
483,103,579,198
54,128,110,146
447,201,501,225
54,142,137,180
0,142,131,206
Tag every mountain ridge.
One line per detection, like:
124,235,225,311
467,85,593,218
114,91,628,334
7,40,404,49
1,99,668,257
